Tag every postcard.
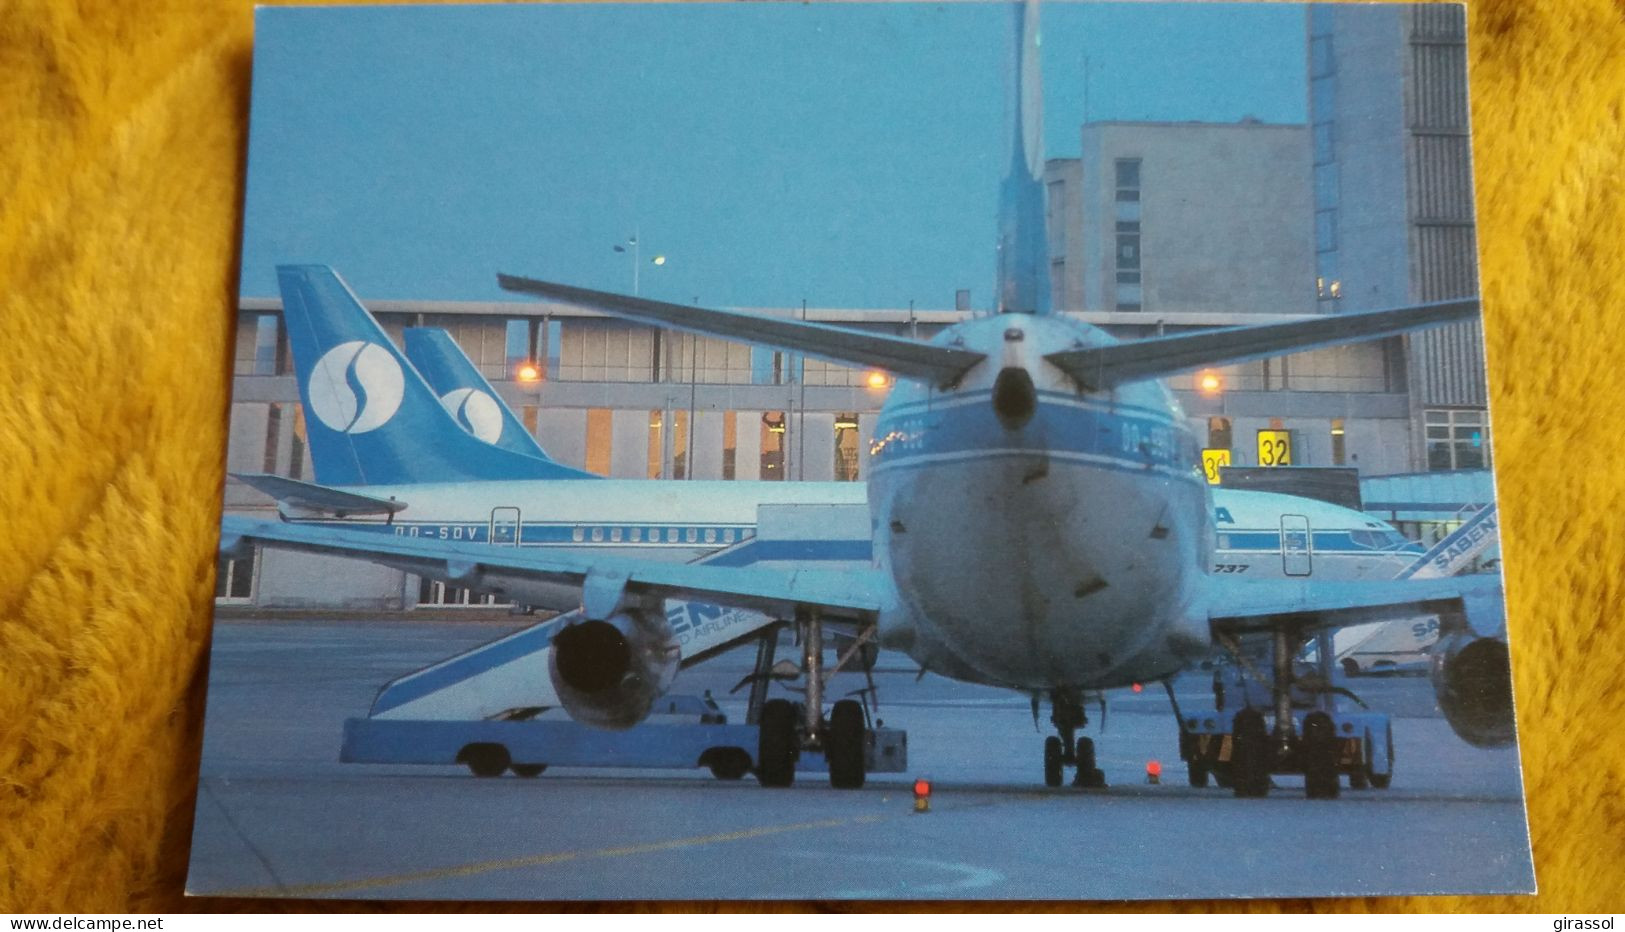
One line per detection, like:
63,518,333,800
189,1,1533,900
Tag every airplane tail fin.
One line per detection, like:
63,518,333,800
403,327,585,470
276,265,594,485
995,0,1053,316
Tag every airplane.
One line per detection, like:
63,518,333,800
403,326,557,462
221,0,1514,795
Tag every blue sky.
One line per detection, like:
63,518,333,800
241,2,1306,308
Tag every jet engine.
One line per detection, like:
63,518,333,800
548,608,680,730
1430,591,1515,748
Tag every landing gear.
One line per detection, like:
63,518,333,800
747,613,878,790
1302,711,1340,799
1043,736,1063,787
1039,689,1107,789
1229,708,1271,798
826,699,866,789
756,698,798,787
510,763,547,778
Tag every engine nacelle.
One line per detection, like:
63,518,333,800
1431,630,1514,748
548,608,680,731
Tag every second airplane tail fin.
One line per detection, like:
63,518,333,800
276,265,594,485
403,327,581,468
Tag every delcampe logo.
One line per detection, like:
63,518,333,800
306,340,405,434
438,387,504,444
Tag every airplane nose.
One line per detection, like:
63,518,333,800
992,366,1037,429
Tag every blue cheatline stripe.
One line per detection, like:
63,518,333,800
368,534,873,716
1214,530,1426,555
304,520,756,547
871,391,1198,481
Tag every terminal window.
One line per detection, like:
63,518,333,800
1425,408,1489,470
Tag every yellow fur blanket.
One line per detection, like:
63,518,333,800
2,0,1621,913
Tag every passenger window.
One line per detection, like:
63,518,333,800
704,528,717,544
686,528,698,543
591,527,604,542
610,527,623,542
723,529,736,543
630,527,642,542
572,527,584,542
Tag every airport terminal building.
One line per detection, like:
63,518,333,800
218,4,1495,611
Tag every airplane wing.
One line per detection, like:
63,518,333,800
220,516,890,622
1207,572,1503,637
496,274,985,386
1045,298,1479,390
231,473,408,517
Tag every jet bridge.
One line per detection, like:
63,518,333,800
339,502,908,783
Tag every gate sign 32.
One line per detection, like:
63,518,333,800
1256,430,1292,467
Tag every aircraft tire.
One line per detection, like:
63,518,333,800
460,743,511,778
1302,711,1340,799
827,699,866,790
1230,709,1271,798
1187,761,1209,788
1043,736,1063,787
1073,737,1106,788
510,763,547,778
756,699,798,788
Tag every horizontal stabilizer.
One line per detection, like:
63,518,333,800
1046,299,1480,390
497,274,985,386
230,473,407,517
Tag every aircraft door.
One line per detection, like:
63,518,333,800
490,507,521,546
1281,514,1311,576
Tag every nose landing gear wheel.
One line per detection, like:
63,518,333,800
826,699,867,789
1043,736,1063,787
1072,736,1106,788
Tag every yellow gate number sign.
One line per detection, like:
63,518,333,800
1257,430,1292,467
1201,448,1231,485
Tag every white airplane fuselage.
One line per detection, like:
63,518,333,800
869,313,1212,690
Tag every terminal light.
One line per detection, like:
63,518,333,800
1198,371,1222,395
516,363,541,383
1146,760,1162,785
866,371,891,390
651,255,666,266
1131,682,1143,693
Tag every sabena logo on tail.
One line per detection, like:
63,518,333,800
438,387,505,443
307,340,406,434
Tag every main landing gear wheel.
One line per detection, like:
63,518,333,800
1230,709,1271,798
826,699,867,789
1187,760,1210,788
756,698,798,788
1073,736,1106,788
459,743,510,778
1043,736,1064,787
1302,711,1340,799
510,763,547,778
